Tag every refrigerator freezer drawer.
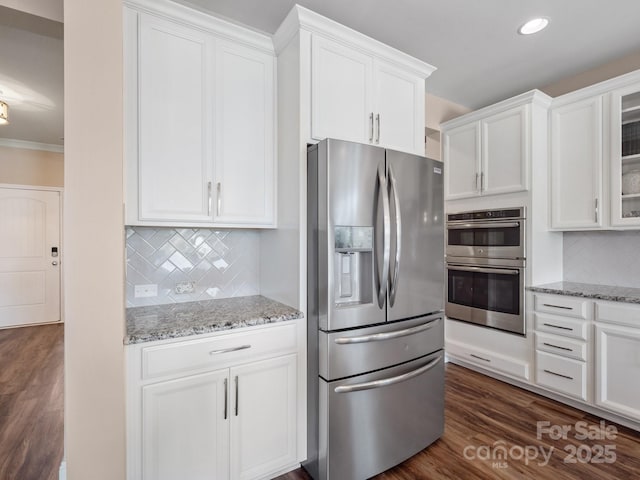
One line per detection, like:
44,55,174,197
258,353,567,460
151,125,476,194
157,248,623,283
318,314,443,381
318,351,444,480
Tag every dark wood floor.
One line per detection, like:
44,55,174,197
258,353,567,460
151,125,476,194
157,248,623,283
278,363,640,480
0,324,64,480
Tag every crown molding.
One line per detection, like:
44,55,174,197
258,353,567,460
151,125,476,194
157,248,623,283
0,138,64,153
441,90,552,130
124,0,274,55
274,5,436,79
550,68,640,107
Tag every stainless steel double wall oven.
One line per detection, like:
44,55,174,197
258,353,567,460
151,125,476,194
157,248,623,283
306,139,445,480
445,207,526,335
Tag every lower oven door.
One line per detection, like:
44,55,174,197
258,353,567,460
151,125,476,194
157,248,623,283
446,263,525,335
318,351,444,480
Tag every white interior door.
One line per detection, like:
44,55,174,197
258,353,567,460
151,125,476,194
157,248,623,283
0,187,61,328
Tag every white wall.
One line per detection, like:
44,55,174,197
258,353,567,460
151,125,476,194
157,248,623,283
0,145,63,186
63,0,126,479
425,93,470,160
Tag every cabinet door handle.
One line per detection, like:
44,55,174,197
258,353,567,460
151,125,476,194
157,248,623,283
595,198,598,223
234,376,239,416
480,172,484,192
223,378,228,420
475,173,479,191
543,342,573,352
369,112,374,142
216,182,222,217
207,181,212,216
543,322,573,331
543,369,573,380
375,113,380,143
542,303,573,311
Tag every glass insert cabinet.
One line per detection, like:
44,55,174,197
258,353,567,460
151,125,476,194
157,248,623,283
612,85,640,226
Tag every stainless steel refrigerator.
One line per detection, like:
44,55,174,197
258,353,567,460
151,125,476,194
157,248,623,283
305,138,445,480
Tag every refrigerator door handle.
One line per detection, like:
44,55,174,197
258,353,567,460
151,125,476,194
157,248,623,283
376,164,391,308
387,164,401,307
334,354,443,393
333,317,441,344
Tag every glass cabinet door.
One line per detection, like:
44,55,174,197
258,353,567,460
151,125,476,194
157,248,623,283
611,84,640,226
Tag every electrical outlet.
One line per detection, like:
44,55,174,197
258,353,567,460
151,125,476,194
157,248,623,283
134,284,157,298
175,281,195,294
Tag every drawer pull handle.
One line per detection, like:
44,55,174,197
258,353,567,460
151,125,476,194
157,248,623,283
470,353,491,363
209,345,252,355
542,303,573,310
334,318,440,344
235,376,239,416
543,342,573,352
542,323,573,331
543,369,574,380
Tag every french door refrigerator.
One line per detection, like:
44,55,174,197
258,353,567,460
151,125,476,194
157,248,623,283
305,138,445,480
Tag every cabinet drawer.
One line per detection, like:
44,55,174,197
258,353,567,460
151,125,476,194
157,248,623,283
534,312,589,340
446,339,530,381
142,323,297,380
595,300,640,328
534,294,591,319
534,332,587,361
536,351,587,401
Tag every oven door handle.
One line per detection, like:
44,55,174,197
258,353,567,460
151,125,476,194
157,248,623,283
447,264,519,275
334,317,441,345
447,221,520,229
334,355,443,393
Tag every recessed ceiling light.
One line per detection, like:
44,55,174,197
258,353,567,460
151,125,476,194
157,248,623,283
518,17,549,35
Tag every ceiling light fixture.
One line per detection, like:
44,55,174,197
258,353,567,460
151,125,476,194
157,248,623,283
518,17,549,35
0,101,8,125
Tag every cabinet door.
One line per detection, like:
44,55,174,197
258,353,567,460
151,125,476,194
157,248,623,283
443,122,481,200
214,41,276,226
230,354,297,480
142,370,229,480
138,14,213,222
311,35,373,144
550,96,603,229
595,323,640,421
481,105,528,195
373,59,425,155
610,83,640,227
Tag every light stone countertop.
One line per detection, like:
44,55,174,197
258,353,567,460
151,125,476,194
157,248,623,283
125,295,304,345
528,281,640,305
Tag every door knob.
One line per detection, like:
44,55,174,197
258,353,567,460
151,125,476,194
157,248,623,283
52,261,58,266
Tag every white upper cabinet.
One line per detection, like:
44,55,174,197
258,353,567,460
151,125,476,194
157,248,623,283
311,36,373,145
442,92,545,201
125,2,276,228
374,59,425,155
442,122,480,199
293,7,434,156
214,41,275,226
610,82,640,227
481,106,528,195
137,14,213,223
550,95,604,229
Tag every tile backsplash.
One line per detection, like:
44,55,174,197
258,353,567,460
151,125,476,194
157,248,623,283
126,227,259,307
563,231,640,288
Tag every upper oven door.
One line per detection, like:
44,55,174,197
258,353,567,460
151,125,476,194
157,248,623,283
446,219,525,259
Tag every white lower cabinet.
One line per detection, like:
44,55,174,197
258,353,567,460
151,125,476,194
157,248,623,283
595,301,640,421
142,370,230,480
128,322,300,480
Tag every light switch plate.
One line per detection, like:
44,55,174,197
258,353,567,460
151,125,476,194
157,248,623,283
134,284,157,298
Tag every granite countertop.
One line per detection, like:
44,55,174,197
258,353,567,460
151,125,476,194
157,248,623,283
125,295,304,345
528,281,640,304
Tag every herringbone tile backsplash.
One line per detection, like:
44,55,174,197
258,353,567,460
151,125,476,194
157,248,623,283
126,227,259,307
563,231,640,288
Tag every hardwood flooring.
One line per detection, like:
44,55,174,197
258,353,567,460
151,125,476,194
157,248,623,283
278,363,640,480
0,324,64,480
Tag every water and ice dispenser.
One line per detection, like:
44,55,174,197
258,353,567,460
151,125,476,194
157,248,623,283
333,226,373,307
